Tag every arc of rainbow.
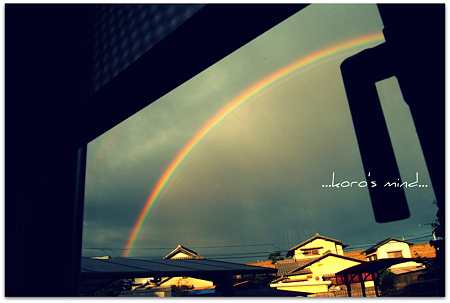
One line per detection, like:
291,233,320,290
123,32,385,257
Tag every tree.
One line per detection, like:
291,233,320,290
238,274,274,289
430,199,445,296
268,250,284,264
171,282,194,297
94,279,133,297
379,269,398,295
431,200,444,240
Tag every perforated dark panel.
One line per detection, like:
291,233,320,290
92,4,205,93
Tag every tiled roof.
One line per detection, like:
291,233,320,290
244,261,276,268
343,250,367,261
410,243,436,258
275,252,363,277
286,233,349,258
344,243,435,260
275,258,317,276
362,237,414,255
288,252,366,275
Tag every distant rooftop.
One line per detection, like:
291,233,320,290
362,237,414,255
286,233,349,258
163,245,205,260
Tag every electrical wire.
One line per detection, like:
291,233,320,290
82,233,434,260
82,241,287,251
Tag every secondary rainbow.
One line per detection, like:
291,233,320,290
123,32,385,257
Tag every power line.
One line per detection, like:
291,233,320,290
106,248,121,257
86,249,286,259
83,233,434,258
82,242,287,251
117,254,275,261
405,235,433,242
345,232,434,249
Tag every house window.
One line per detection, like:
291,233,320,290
367,254,377,261
387,250,403,258
302,249,319,256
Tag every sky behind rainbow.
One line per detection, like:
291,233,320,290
83,4,437,262
122,31,386,257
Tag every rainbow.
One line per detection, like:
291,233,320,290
123,32,385,257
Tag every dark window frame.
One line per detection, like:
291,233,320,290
387,250,404,258
302,249,320,256
6,4,308,296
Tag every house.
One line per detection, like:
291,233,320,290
270,234,373,294
343,242,436,261
362,237,423,268
362,237,414,262
361,237,427,281
158,245,214,294
285,233,349,259
127,245,215,297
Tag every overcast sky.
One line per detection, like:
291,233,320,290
82,4,437,262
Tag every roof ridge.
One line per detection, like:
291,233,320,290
288,252,365,275
362,237,415,254
286,234,348,258
163,245,205,259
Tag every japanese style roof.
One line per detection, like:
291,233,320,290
286,233,349,258
244,260,276,269
275,258,317,276
163,245,205,260
362,237,414,255
276,252,365,278
291,252,366,274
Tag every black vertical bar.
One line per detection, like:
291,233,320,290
376,4,445,296
344,275,352,297
5,4,94,296
221,271,234,297
70,146,87,295
377,3,445,209
341,43,410,223
373,272,380,297
358,273,366,297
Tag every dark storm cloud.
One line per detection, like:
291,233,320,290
140,63,375,252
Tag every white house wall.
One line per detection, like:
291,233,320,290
376,240,420,269
171,252,193,259
376,240,412,259
310,256,362,278
294,239,344,259
273,255,374,294
160,277,213,288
